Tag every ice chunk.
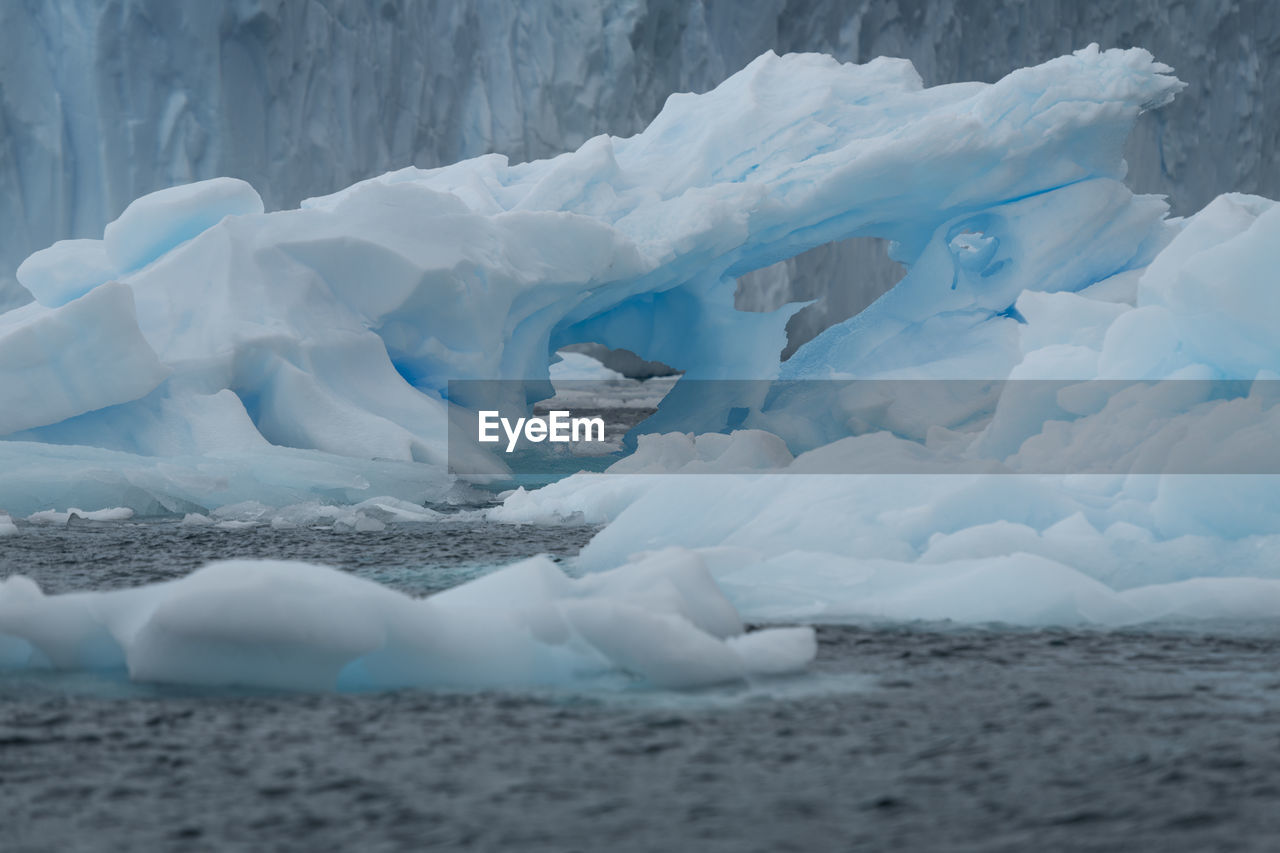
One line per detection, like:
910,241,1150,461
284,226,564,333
0,283,169,435
28,507,134,524
351,497,442,524
332,514,386,533
0,552,815,692
0,47,1183,516
1119,577,1280,621
207,497,440,530
16,239,116,307
1015,291,1129,353
606,430,794,475
1136,195,1280,377
712,548,1280,626
103,178,264,273
498,439,1280,627
6,43,1280,633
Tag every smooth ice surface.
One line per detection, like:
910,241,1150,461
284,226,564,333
0,551,815,691
103,178,264,274
13,240,114,308
0,283,169,435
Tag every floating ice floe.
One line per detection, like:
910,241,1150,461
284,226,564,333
204,496,445,532
27,506,135,524
0,550,815,691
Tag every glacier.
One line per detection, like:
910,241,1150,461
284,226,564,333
2,42,1280,692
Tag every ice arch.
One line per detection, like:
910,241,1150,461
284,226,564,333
0,46,1181,512
300,46,1178,386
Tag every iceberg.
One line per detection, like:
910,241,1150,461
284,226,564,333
486,179,1280,624
482,47,1280,631
2,43,1278,634
1,45,1183,514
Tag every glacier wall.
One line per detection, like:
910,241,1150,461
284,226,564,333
3,0,1276,344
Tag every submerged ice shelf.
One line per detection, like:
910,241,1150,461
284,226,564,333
1,44,1279,664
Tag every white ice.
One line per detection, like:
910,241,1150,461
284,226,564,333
28,507,135,524
549,351,626,382
0,551,815,692
0,45,1182,515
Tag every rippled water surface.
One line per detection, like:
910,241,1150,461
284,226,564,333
0,519,601,595
3,522,1280,852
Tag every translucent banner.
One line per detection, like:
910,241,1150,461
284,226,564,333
447,379,1280,478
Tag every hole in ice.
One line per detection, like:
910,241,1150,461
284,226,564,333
545,343,682,425
554,343,680,381
734,235,905,360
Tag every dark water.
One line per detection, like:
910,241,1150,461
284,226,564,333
0,520,599,596
3,523,1280,852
